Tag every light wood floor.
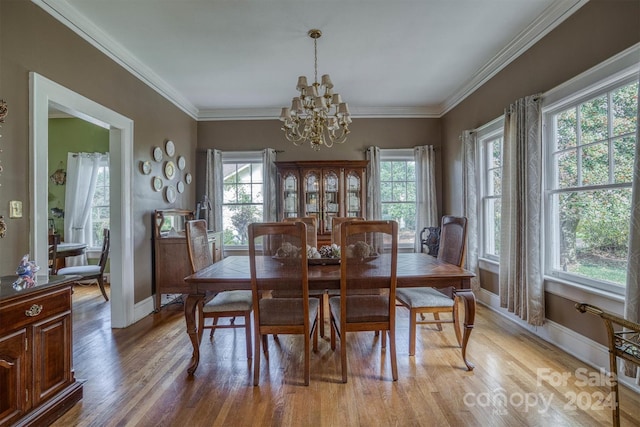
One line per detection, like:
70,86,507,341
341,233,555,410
52,284,640,427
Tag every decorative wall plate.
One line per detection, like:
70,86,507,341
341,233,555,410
185,173,192,184
177,181,185,193
165,140,175,157
164,161,176,180
152,176,163,192
140,161,152,175
165,186,177,203
177,156,186,170
153,146,163,162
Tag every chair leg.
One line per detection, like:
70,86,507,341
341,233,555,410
319,293,326,337
389,329,398,381
312,318,319,352
210,317,218,338
433,313,443,331
409,308,417,356
97,276,109,301
381,329,386,348
245,312,252,359
340,330,348,383
330,313,337,351
262,334,269,359
304,327,311,386
253,330,261,386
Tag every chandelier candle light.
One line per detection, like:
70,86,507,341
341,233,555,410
279,29,351,150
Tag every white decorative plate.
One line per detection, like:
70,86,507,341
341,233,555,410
164,161,176,180
177,155,186,170
152,176,163,192
165,186,177,203
177,181,185,193
153,146,163,162
185,172,192,184
140,161,152,175
165,140,175,157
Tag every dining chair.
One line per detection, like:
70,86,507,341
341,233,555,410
395,215,467,356
283,216,317,248
329,220,398,383
330,216,365,245
48,233,60,274
249,221,319,386
185,219,252,359
57,228,110,301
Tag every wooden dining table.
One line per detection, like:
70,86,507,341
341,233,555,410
183,252,476,374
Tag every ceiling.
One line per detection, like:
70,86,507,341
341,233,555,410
35,0,587,121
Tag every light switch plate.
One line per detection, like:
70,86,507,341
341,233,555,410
9,200,22,218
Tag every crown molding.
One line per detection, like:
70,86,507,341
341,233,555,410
197,106,441,121
33,0,199,120
439,0,589,116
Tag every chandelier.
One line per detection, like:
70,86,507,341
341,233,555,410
279,29,351,150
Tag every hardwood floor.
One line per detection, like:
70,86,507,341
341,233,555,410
53,284,640,427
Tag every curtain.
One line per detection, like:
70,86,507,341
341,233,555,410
623,81,640,381
262,148,277,222
63,152,104,266
462,131,481,292
366,146,381,220
414,145,438,253
205,149,223,232
498,94,544,326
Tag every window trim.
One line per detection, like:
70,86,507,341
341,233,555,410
541,44,640,296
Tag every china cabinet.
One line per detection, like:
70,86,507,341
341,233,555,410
275,160,367,246
0,275,83,427
152,210,220,311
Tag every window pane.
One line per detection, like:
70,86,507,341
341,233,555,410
613,136,636,183
223,183,237,203
556,189,630,285
484,198,501,257
406,181,416,202
557,149,578,188
252,183,263,203
391,161,407,180
581,142,609,186
222,204,263,246
489,139,502,168
488,168,501,196
612,81,639,136
580,95,608,144
380,158,416,248
556,108,577,150
380,182,392,202
392,182,407,201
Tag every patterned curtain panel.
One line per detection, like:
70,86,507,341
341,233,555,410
365,146,381,220
498,94,544,326
462,131,480,292
205,149,223,232
262,148,278,222
414,145,438,253
623,82,640,381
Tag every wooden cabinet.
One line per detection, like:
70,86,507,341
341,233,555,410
152,210,220,311
0,275,82,427
275,160,368,246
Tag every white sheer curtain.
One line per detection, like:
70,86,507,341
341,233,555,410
623,82,640,381
262,148,277,222
462,131,480,292
366,146,381,220
63,152,104,266
414,145,438,253
498,94,544,326
205,149,223,231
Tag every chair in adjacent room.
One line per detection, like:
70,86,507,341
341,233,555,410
185,219,253,359
329,220,399,383
57,228,110,301
249,221,319,386
395,215,467,356
48,233,60,274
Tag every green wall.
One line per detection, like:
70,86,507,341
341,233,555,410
48,118,109,239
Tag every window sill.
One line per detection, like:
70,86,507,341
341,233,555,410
478,258,499,274
544,275,625,315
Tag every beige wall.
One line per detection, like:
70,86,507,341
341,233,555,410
440,0,640,344
0,1,197,302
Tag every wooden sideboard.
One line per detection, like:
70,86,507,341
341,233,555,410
152,209,221,311
0,274,83,427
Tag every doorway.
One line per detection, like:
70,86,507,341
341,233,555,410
30,72,135,328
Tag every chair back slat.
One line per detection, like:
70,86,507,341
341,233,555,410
436,216,467,267
186,220,212,273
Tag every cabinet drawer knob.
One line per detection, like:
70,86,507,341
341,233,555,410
25,304,43,317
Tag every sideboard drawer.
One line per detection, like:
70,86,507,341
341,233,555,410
0,288,71,335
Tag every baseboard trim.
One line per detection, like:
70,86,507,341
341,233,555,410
477,288,640,394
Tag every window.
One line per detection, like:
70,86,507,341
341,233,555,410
222,152,264,247
90,161,109,249
544,76,638,292
477,120,504,261
380,149,416,248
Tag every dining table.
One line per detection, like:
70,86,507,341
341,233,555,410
183,252,476,374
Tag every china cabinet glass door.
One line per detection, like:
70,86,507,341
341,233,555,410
282,172,299,218
322,170,340,235
303,170,321,220
345,171,363,218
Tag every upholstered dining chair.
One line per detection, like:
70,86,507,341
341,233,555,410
329,220,399,383
395,215,468,356
57,228,110,301
249,221,319,386
185,220,253,359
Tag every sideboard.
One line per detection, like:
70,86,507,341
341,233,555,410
0,274,83,427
